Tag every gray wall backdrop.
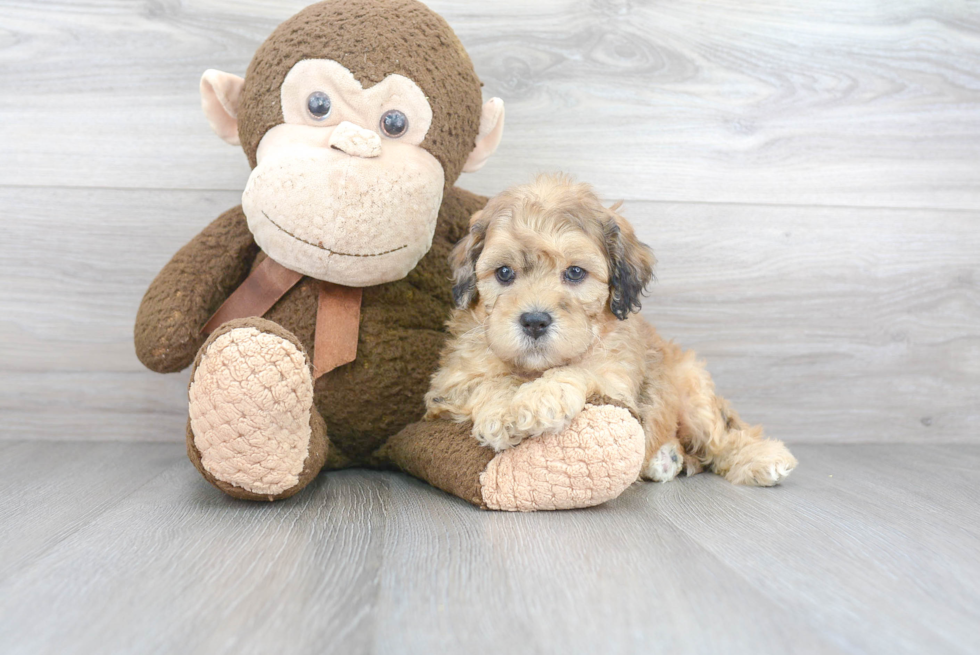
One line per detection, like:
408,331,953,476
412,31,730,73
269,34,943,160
1,0,978,443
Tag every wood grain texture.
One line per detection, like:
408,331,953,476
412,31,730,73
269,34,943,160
0,449,393,655
0,442,977,654
0,0,977,444
2,185,976,443
1,1,979,208
372,473,837,655
649,444,980,654
0,186,239,441
639,201,980,443
0,441,182,582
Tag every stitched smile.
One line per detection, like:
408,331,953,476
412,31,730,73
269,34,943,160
262,211,408,258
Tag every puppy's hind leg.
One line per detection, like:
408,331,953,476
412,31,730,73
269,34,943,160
638,401,699,483
643,438,685,483
675,353,797,486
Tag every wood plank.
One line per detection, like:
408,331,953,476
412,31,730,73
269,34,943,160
798,444,980,539
2,186,976,443
0,186,236,441
0,441,184,582
0,466,392,655
0,443,977,653
637,201,980,444
371,473,838,654
647,443,980,654
1,1,979,208
2,403,189,443
0,454,838,655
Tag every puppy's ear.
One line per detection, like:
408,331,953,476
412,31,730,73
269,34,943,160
602,203,655,320
450,210,488,308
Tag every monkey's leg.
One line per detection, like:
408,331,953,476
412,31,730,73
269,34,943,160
674,354,796,486
186,317,329,501
378,404,645,511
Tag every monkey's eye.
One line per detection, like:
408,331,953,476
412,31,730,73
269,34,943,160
307,92,332,120
563,266,588,283
495,266,516,285
380,109,409,137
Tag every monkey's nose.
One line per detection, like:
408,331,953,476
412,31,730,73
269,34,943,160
328,121,382,158
519,312,552,339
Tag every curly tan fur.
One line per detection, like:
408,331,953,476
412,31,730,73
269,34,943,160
426,175,797,486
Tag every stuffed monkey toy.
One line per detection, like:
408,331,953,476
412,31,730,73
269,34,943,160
135,0,645,511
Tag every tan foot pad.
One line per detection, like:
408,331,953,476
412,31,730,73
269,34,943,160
189,326,314,495
480,404,645,511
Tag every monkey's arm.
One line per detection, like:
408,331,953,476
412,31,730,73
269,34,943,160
135,205,259,373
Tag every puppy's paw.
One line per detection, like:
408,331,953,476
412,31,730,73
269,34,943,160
641,441,684,483
472,407,522,452
724,440,798,486
510,380,587,438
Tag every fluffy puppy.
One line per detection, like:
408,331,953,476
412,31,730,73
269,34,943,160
425,175,797,485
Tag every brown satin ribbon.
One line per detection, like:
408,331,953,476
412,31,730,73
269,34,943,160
313,282,362,378
202,257,304,335
201,257,362,379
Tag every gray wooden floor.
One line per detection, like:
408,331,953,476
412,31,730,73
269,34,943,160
0,442,976,655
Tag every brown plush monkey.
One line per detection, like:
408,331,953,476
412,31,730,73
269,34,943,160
135,0,645,510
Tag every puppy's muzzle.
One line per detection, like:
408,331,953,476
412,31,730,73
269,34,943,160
519,311,552,339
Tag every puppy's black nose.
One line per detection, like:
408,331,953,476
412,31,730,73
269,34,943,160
520,312,552,339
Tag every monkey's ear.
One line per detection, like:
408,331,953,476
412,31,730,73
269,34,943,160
200,69,245,146
462,98,505,174
450,210,489,308
603,205,656,320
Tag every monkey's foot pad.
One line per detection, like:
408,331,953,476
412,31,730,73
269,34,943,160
480,404,645,511
189,326,314,496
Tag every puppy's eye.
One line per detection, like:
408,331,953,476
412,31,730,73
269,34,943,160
380,109,408,137
495,266,516,285
563,266,588,283
307,92,332,120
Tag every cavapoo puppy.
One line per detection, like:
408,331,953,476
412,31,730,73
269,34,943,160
425,175,797,486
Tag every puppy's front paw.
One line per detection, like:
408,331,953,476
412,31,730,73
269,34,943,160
510,380,587,438
472,407,522,452
724,440,798,486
